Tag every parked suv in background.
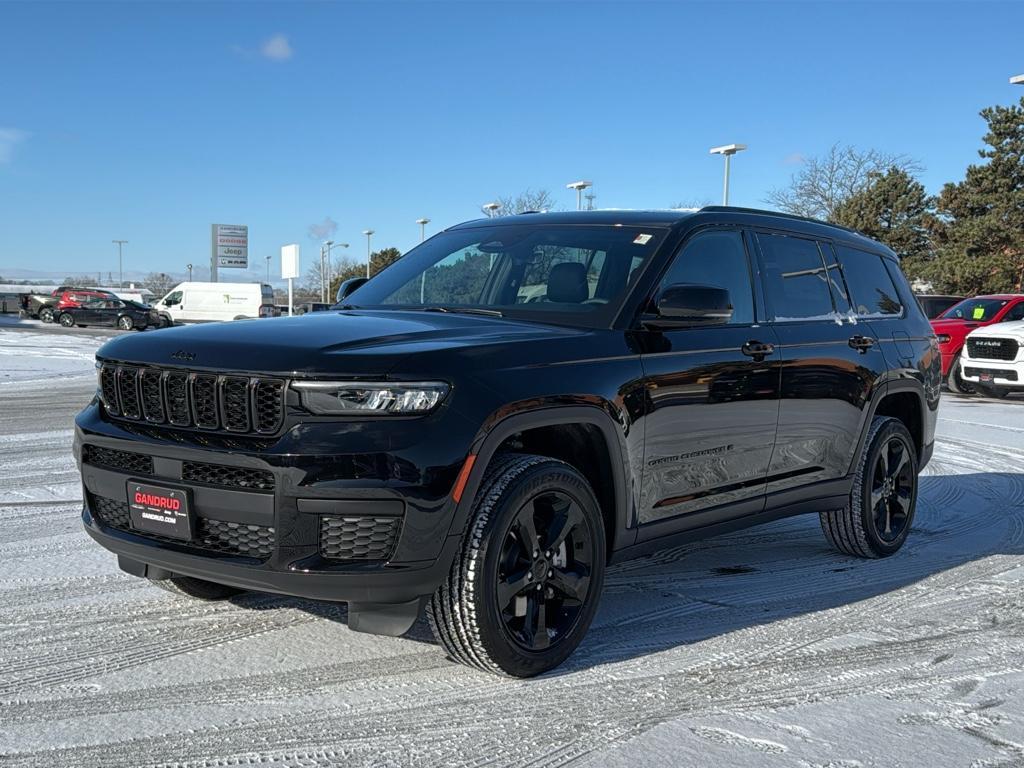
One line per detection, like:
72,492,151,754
75,207,939,677
960,320,1024,398
930,295,1024,393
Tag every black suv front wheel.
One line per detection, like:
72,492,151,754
428,454,605,677
820,416,918,558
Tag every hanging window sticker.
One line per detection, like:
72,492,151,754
633,233,653,245
972,306,986,320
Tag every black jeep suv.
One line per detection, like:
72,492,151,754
75,207,941,677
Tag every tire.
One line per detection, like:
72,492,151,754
117,315,134,331
58,313,75,327
946,354,975,395
975,384,1009,399
157,315,172,329
427,454,606,677
150,576,244,601
820,416,918,559
39,307,55,323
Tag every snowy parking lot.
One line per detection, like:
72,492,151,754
1,324,1023,767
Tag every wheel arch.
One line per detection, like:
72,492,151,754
450,405,635,559
853,380,929,473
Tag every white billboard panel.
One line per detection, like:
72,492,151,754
281,244,300,280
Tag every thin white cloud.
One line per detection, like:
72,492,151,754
308,216,338,241
0,128,29,164
260,34,293,62
783,152,806,165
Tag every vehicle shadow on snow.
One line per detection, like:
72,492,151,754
225,472,1023,673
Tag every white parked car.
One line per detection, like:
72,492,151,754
154,282,275,326
960,320,1024,398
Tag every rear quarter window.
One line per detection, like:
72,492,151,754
834,245,903,317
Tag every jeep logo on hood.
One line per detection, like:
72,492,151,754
171,350,197,361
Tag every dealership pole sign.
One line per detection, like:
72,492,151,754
210,224,248,281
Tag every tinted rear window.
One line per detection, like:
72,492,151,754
834,245,902,316
756,233,836,321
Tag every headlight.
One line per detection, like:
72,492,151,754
292,380,449,415
936,334,951,343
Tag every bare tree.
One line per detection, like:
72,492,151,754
304,255,360,296
492,188,557,217
765,144,923,221
143,272,175,297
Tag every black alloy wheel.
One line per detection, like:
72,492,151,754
869,435,914,543
428,454,606,677
820,416,918,558
496,489,594,652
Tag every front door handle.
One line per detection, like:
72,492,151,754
848,335,876,354
741,340,775,360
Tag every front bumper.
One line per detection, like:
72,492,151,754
75,399,475,607
959,357,1023,388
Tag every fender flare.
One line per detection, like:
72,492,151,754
848,378,930,475
448,404,636,555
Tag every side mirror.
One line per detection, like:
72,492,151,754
336,276,369,304
648,284,733,327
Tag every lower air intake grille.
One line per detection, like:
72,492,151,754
89,493,274,560
181,461,275,490
82,445,154,476
320,516,401,561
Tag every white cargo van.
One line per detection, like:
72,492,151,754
154,282,275,326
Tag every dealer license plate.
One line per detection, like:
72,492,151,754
127,481,193,540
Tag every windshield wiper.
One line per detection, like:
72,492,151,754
419,306,504,318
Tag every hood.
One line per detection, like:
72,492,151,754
966,320,1024,339
930,318,982,333
96,310,585,376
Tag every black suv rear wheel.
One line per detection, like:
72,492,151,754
820,416,918,558
428,454,605,677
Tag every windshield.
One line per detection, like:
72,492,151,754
343,223,667,327
940,297,1008,321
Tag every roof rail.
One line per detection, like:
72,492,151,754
697,205,863,236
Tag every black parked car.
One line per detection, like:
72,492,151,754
74,207,940,677
58,298,159,331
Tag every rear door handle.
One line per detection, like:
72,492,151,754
741,340,775,360
848,335,876,354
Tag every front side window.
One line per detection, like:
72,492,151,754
834,245,902,316
656,230,754,325
757,233,837,321
346,224,668,327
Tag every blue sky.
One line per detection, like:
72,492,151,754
1,0,1023,283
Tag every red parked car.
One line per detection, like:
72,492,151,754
931,294,1024,393
56,288,118,311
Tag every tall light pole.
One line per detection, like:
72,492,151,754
321,240,334,302
265,255,271,284
481,202,501,218
415,218,431,302
362,230,374,278
326,241,348,299
566,180,593,211
709,144,747,206
416,217,430,243
187,263,193,282
1011,74,1024,85
112,240,128,289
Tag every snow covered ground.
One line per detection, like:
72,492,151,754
1,326,1023,767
